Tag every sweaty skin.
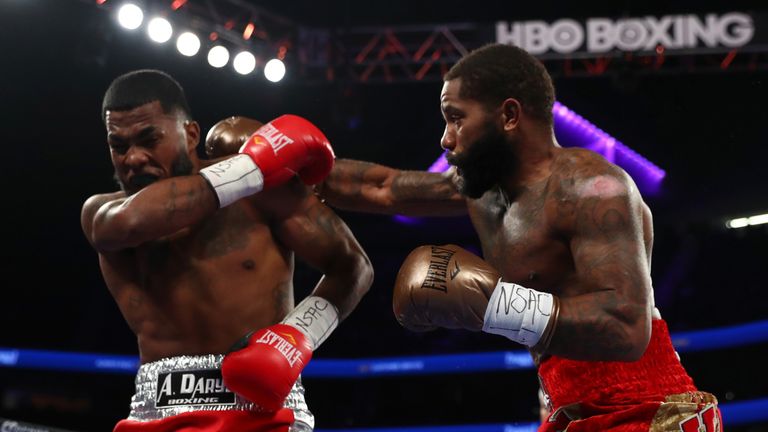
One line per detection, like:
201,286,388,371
81,102,372,363
313,78,656,362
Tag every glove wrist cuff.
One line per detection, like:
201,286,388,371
282,295,339,350
482,280,557,347
199,154,264,208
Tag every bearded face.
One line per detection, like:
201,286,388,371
446,118,518,199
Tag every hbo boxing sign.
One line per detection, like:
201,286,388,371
496,13,754,55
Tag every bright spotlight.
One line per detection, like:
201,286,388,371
207,46,230,68
176,32,200,56
233,51,256,75
117,3,143,30
264,58,286,82
726,212,768,229
147,17,173,43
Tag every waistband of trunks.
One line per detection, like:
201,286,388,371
127,354,313,428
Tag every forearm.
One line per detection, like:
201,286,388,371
320,159,466,216
545,291,650,361
309,252,373,320
92,176,217,250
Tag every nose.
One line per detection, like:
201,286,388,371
124,145,150,169
440,124,456,151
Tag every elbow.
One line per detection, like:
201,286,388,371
615,307,651,362
330,246,374,293
352,251,375,298
91,209,141,252
331,250,373,321
345,249,374,309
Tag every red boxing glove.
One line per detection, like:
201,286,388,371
240,114,335,189
222,324,312,412
199,114,334,208
221,296,339,411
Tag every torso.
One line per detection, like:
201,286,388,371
467,147,652,298
96,188,298,363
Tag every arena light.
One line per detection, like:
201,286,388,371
726,212,768,229
207,45,230,68
243,22,255,40
233,51,256,75
170,0,187,10
147,17,173,43
176,31,200,56
264,58,286,82
116,3,143,30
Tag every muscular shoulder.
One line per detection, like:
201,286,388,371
548,148,639,231
551,148,636,199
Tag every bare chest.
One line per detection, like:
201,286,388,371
468,190,572,290
132,205,279,279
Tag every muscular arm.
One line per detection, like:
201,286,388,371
267,181,374,319
318,158,467,217
81,177,217,252
547,173,652,361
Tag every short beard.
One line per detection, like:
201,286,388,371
114,151,194,195
447,122,517,199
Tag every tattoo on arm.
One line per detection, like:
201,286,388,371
548,186,650,361
162,180,215,222
305,200,349,239
323,159,465,215
390,171,460,202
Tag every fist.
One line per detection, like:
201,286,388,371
221,324,312,411
239,114,335,189
393,244,500,332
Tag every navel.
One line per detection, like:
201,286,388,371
242,259,256,270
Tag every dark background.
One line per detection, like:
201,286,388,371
1,0,767,431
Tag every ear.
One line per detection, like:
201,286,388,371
183,120,201,153
501,98,522,131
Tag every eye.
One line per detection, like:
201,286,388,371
110,143,129,155
142,137,159,148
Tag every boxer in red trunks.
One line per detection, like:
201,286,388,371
311,43,722,431
81,70,373,432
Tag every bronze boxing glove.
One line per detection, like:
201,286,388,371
392,244,500,332
205,116,264,158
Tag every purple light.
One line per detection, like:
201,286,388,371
552,101,665,196
428,152,450,173
393,214,421,225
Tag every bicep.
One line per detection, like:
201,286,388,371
570,186,651,307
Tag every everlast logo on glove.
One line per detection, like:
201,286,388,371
420,246,456,292
155,370,235,408
257,123,294,155
255,329,304,367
